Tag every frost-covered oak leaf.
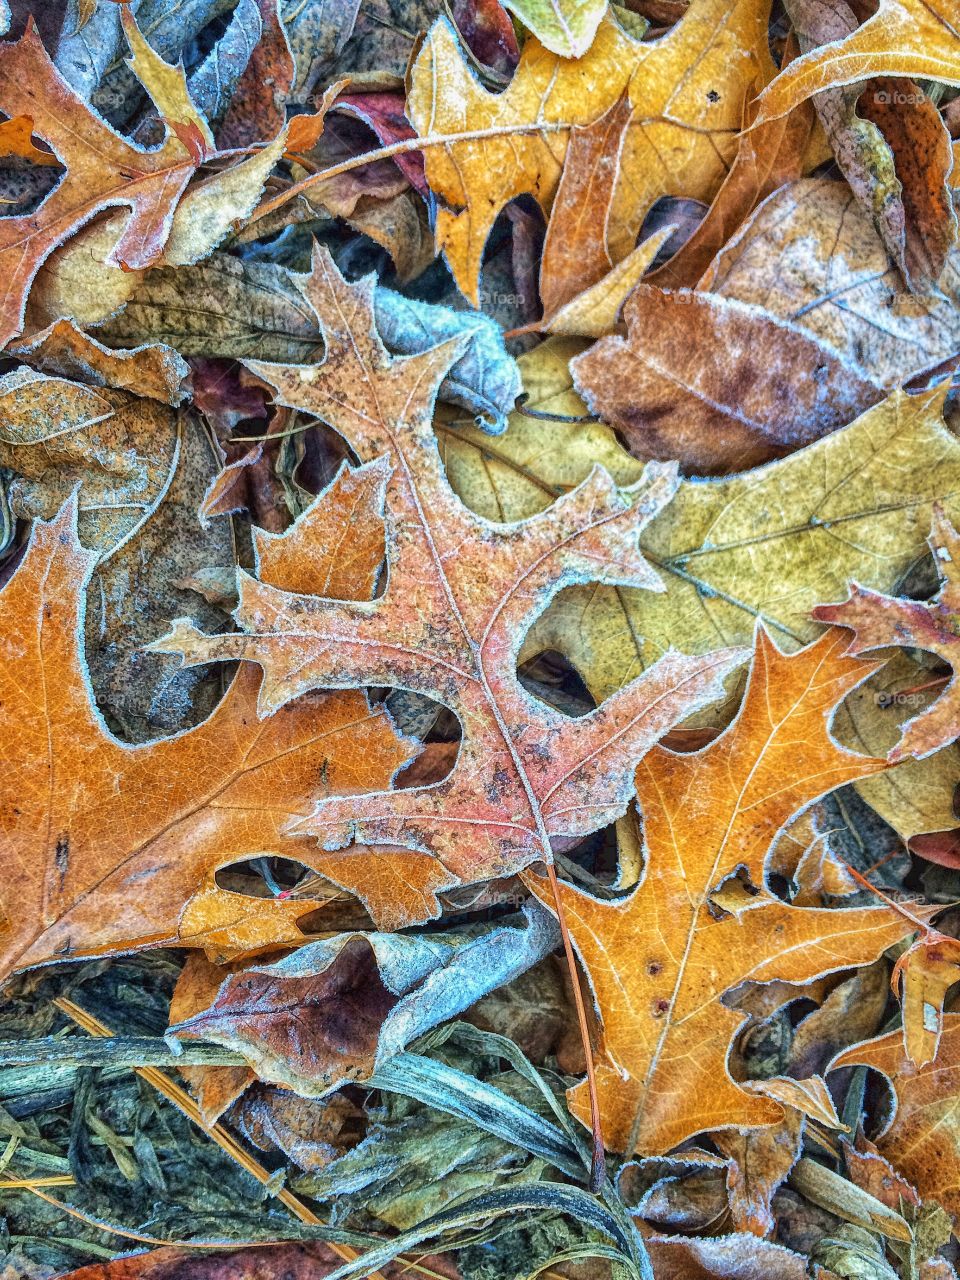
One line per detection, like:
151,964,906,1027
815,508,960,761
155,246,747,929
0,484,414,978
528,628,920,1155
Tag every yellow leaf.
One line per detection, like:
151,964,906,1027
756,0,960,123
407,0,775,304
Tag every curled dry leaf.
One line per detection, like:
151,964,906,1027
171,905,560,1094
832,1015,960,1222
892,929,960,1068
782,0,957,294
757,0,960,124
527,627,917,1154
155,248,746,927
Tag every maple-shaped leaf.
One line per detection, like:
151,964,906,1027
832,1014,960,1222
0,479,414,980
405,0,774,304
0,14,214,348
527,628,920,1155
814,509,960,762
155,246,746,929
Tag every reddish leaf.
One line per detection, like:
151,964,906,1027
814,507,960,761
155,246,747,927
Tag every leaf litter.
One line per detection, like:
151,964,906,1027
0,3,959,1279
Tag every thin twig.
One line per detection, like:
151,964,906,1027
50,997,389,1279
254,123,568,222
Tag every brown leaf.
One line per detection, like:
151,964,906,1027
169,952,253,1124
832,1016,960,1222
570,284,884,474
154,247,746,927
646,1234,808,1279
527,628,918,1155
539,94,634,318
700,178,960,387
783,0,957,293
171,907,559,1094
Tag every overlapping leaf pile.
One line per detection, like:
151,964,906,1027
0,3,960,1279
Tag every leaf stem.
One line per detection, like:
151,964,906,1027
541,860,606,1192
256,122,569,221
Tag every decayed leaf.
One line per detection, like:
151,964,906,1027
646,1233,808,1279
534,384,960,700
782,0,957,294
0,15,212,348
406,0,774,303
155,247,745,927
570,285,883,474
832,1014,960,1221
713,1112,805,1237
94,253,521,430
0,363,181,555
527,627,916,1154
0,480,414,977
11,318,190,404
700,179,960,387
56,1243,348,1279
171,905,560,1093
757,0,960,124
815,509,960,762
85,412,236,741
501,0,608,57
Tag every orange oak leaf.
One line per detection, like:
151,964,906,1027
814,508,960,762
527,628,920,1155
0,475,414,979
831,1014,960,1221
154,246,747,929
0,15,215,349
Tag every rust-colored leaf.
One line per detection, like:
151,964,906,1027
832,1014,960,1222
0,17,212,348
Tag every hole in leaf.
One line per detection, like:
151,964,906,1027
518,649,596,718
